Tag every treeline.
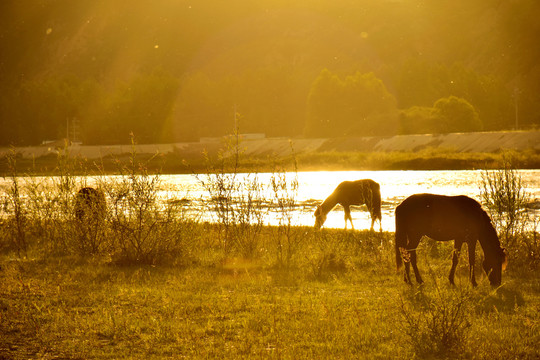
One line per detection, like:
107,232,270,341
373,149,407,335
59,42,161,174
0,0,538,145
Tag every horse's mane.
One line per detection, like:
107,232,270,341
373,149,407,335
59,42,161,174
477,205,504,251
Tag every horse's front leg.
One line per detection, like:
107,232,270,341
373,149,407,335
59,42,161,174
467,240,478,287
449,241,464,285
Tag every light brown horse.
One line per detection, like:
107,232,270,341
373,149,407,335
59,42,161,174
314,179,382,231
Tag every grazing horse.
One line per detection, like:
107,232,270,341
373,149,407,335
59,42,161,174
395,193,507,287
75,187,106,222
314,179,382,231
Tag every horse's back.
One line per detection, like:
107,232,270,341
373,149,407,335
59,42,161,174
335,179,380,204
336,179,379,194
396,193,486,239
397,193,480,212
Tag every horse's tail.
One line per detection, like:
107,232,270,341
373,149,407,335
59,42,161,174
394,204,408,270
371,182,382,221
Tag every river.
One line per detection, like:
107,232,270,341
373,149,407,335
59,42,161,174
2,170,538,232
158,170,540,231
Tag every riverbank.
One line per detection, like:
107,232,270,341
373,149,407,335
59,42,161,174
1,130,539,175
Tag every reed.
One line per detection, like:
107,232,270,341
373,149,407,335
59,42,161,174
479,154,539,264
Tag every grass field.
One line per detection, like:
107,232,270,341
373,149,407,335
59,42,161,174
1,227,539,360
1,143,539,359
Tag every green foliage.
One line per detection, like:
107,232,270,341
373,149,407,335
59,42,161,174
400,96,481,134
305,69,397,137
433,96,482,133
399,106,435,135
93,70,180,145
3,1,539,145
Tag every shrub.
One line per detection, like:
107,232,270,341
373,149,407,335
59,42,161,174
479,156,531,256
105,138,187,264
398,283,472,358
268,143,304,269
3,149,27,257
194,131,265,259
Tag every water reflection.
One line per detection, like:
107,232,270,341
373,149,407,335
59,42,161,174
2,170,539,232
159,170,540,231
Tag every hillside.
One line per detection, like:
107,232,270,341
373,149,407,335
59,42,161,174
1,0,539,146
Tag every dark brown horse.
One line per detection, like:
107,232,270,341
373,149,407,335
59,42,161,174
314,179,382,231
75,187,106,222
395,193,507,287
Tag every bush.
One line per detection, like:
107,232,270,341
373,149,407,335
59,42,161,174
479,155,535,262
194,132,265,259
104,139,189,264
398,283,472,358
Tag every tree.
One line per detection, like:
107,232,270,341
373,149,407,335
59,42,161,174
432,96,481,133
305,69,397,137
399,106,435,135
400,96,481,134
305,69,343,137
91,70,179,144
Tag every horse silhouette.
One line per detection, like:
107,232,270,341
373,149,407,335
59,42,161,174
395,193,507,287
75,187,106,222
314,179,382,231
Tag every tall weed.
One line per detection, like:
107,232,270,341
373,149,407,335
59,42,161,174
194,131,265,258
268,143,303,268
479,155,538,263
398,280,473,358
3,149,27,257
105,137,187,264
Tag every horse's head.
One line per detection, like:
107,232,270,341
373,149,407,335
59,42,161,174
482,247,507,286
314,205,326,229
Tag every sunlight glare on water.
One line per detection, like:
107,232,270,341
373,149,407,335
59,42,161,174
160,170,540,232
1,170,538,232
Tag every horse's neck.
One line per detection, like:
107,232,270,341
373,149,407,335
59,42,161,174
477,222,502,254
320,194,339,214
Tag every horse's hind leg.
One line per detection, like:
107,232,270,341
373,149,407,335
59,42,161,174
449,241,463,285
467,240,478,287
405,235,423,284
344,206,354,230
404,261,412,284
409,249,424,284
